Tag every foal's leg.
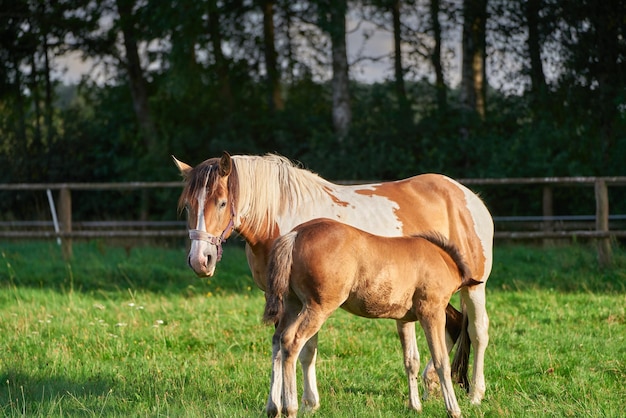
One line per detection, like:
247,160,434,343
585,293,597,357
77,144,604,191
422,304,463,400
421,325,455,400
281,307,328,418
462,283,489,405
299,333,320,411
396,320,422,411
421,311,462,418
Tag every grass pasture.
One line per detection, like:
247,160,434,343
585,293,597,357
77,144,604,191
1,240,625,417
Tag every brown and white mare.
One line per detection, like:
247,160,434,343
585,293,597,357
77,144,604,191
174,152,493,408
263,218,483,418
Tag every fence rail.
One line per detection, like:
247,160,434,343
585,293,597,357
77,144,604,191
2,177,626,265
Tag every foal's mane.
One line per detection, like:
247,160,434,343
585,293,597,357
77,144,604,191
232,154,333,236
413,232,473,282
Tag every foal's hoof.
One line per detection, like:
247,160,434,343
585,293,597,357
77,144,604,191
265,403,280,417
408,400,422,413
447,409,462,418
301,399,320,413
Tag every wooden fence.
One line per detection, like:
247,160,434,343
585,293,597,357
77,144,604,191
1,177,626,265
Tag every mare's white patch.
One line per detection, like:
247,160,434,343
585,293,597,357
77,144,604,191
278,184,403,237
444,177,494,282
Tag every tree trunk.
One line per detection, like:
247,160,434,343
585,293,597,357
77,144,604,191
262,0,284,112
116,0,157,222
208,0,234,110
391,0,408,114
30,55,42,149
115,0,158,152
282,2,296,84
461,0,487,120
328,0,351,141
525,0,546,97
43,34,54,147
13,57,27,144
430,0,447,113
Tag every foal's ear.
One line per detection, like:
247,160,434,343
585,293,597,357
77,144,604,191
172,156,192,178
219,151,232,176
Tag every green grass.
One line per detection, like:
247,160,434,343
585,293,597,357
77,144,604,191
1,240,625,417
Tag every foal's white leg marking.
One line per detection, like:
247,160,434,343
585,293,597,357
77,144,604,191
464,284,489,405
396,321,422,411
266,331,283,417
299,333,320,412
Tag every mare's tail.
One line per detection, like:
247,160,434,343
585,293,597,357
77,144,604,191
262,231,298,325
451,305,471,392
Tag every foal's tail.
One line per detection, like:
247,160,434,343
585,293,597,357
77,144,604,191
262,231,298,325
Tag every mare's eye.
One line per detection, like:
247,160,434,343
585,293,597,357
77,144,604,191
219,201,227,209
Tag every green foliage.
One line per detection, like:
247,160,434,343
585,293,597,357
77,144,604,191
0,1,625,223
0,241,625,417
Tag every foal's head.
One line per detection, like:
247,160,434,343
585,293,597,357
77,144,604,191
174,152,239,277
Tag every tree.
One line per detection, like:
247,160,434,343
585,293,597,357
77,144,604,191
318,0,352,140
115,0,158,153
430,0,447,112
391,0,409,114
261,0,284,111
460,0,487,120
524,0,546,97
556,0,626,169
207,0,234,110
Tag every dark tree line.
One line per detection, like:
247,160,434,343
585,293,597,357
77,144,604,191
1,0,625,220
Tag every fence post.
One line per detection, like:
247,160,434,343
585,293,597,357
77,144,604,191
542,185,554,246
594,179,611,267
59,186,73,259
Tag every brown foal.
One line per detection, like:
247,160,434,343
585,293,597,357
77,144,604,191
263,218,481,418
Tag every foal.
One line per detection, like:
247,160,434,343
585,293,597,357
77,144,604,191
263,218,481,418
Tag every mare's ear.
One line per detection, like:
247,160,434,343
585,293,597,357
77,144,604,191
172,156,192,178
219,151,232,177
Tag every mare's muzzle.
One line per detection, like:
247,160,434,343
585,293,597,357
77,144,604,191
189,229,226,261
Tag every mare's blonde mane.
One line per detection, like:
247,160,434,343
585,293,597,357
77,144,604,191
233,154,333,237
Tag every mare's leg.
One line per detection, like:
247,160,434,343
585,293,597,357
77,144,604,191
421,310,462,418
462,283,489,404
299,333,320,411
396,320,422,411
266,327,284,417
281,306,328,418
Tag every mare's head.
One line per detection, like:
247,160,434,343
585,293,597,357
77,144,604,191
174,152,239,277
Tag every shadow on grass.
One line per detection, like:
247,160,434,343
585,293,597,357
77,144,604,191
3,240,625,296
0,369,116,416
0,238,255,296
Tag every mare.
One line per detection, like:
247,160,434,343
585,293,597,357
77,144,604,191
263,218,482,418
174,152,493,410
